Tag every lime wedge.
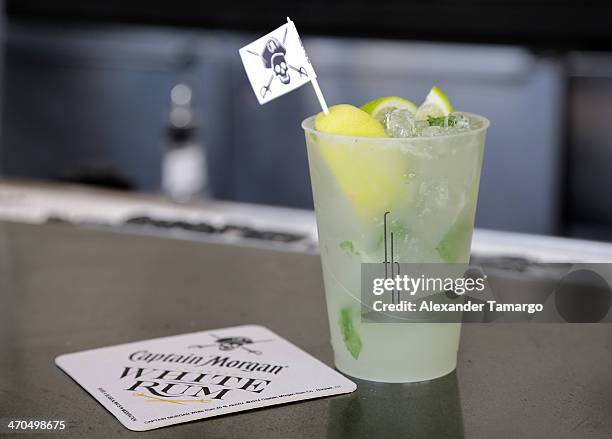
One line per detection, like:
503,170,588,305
314,136,412,219
361,96,417,122
315,104,386,137
415,86,454,121
312,105,412,219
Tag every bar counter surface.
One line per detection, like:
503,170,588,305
1,220,611,438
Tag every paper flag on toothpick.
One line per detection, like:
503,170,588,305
239,18,328,113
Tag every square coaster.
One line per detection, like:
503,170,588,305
56,325,356,431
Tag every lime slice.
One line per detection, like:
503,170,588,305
361,96,417,122
415,86,454,121
313,135,412,219
315,104,386,137
312,105,412,219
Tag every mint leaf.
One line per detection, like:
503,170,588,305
436,214,473,262
339,307,362,359
339,240,359,256
426,115,445,126
427,115,457,127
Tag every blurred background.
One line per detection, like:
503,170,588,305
1,1,611,240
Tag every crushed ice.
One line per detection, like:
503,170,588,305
384,110,471,138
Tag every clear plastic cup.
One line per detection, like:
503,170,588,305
302,113,489,382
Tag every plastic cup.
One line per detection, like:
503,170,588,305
302,114,489,382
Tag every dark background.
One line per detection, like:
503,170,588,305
8,1,612,50
1,0,612,240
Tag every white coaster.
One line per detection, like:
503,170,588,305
56,325,356,431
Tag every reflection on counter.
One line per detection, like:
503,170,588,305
327,372,463,438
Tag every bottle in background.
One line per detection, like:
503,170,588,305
161,83,209,202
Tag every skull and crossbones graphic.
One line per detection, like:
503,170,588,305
189,334,272,355
246,27,309,99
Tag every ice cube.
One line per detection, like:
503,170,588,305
386,110,472,137
449,112,470,130
419,125,444,137
419,112,471,137
384,109,418,138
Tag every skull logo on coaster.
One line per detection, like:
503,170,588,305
189,334,273,355
246,26,309,99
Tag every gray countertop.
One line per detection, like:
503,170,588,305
0,221,611,438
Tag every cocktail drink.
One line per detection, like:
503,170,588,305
302,89,489,382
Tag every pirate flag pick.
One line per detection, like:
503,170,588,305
239,17,329,113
